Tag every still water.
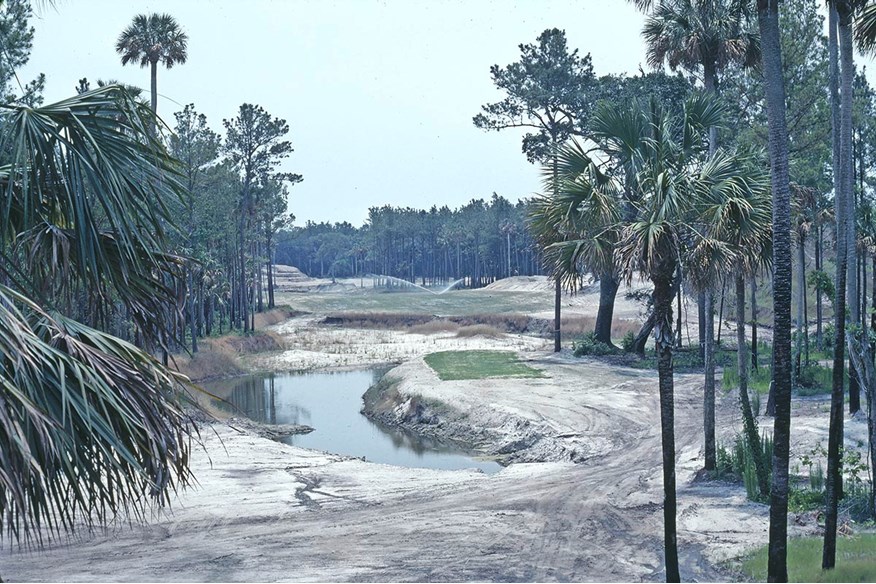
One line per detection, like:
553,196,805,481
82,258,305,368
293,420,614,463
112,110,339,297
205,369,502,474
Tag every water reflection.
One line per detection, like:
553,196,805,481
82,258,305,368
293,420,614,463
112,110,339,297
204,369,501,474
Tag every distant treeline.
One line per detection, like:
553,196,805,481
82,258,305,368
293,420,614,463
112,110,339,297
275,194,542,287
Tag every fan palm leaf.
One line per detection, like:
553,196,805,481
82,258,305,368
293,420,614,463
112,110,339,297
0,86,195,545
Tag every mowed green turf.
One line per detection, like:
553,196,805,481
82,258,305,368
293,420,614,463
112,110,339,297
742,534,876,582
424,350,546,381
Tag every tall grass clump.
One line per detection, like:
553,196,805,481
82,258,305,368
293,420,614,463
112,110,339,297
717,432,773,502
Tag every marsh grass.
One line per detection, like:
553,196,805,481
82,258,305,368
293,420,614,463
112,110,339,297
455,325,505,338
424,350,546,381
741,534,876,582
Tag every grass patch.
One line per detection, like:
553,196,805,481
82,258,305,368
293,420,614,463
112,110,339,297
424,350,546,381
723,362,773,395
741,534,876,582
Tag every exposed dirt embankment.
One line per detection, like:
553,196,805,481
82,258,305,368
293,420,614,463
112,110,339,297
363,355,649,465
173,308,297,382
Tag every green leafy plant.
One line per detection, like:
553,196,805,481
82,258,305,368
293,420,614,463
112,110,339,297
572,332,617,357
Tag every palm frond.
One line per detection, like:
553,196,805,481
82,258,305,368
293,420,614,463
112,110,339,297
0,85,186,343
0,283,194,545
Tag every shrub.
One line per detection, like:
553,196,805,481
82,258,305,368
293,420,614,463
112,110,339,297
621,330,637,353
572,332,616,357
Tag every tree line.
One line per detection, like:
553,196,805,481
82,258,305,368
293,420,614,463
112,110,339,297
275,195,542,287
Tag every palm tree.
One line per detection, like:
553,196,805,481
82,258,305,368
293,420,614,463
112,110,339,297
0,86,193,544
116,13,188,115
538,93,766,583
635,0,759,472
755,1,794,581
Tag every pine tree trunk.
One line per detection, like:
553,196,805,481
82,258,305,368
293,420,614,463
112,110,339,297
816,224,824,350
758,2,793,580
188,270,197,353
554,277,562,352
796,231,806,379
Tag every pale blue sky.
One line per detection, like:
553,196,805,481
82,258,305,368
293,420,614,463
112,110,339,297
20,0,828,227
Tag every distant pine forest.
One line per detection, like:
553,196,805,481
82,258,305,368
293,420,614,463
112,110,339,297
275,194,544,287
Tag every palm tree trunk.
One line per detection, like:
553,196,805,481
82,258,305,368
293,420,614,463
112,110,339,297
554,277,562,352
552,136,561,353
653,268,680,584
595,270,619,346
816,224,823,350
704,290,716,471
824,2,852,569
843,4,860,417
150,59,158,114
757,2,793,581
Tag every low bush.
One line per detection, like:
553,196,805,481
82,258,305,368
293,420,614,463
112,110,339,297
572,332,616,357
621,331,637,353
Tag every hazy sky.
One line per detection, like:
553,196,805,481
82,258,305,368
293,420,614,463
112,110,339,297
21,2,679,225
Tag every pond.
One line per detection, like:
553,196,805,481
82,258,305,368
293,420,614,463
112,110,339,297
204,369,502,474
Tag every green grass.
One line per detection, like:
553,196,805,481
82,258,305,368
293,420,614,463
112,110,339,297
741,534,876,582
424,350,546,381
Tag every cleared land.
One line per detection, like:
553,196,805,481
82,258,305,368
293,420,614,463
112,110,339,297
3,271,868,582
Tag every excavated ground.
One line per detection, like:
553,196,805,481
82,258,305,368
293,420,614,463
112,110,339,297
2,273,858,582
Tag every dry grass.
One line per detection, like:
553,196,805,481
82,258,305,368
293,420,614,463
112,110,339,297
455,324,505,338
208,331,285,354
450,313,532,333
558,316,641,341
253,307,301,329
173,349,245,382
323,312,433,329
407,321,461,334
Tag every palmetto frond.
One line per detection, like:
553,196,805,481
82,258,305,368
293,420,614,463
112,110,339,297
640,0,760,75
0,86,196,544
116,13,188,68
0,283,193,544
855,2,876,53
0,85,186,343
531,141,622,284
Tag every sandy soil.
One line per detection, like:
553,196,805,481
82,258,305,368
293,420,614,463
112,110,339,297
247,315,549,372
8,347,861,582
1,275,852,582
3,354,764,582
